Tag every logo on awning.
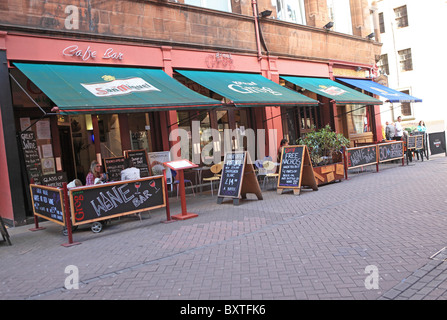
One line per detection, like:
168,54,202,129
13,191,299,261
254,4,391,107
228,81,282,96
318,85,347,96
81,77,160,97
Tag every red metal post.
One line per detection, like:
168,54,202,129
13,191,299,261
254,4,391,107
61,182,81,247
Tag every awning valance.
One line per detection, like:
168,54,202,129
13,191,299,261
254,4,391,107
280,76,382,105
336,78,422,103
14,63,222,114
175,70,319,107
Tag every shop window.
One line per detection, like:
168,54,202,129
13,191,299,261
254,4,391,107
327,0,353,35
349,105,370,134
184,0,232,12
274,0,306,25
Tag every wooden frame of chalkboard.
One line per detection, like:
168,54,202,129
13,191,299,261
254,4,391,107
217,151,262,205
378,141,404,163
69,176,166,226
104,156,126,182
406,136,416,150
345,145,378,170
277,145,318,195
415,135,424,150
29,184,66,226
218,151,247,200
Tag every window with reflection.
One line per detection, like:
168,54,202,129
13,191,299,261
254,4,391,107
184,0,232,12
275,0,306,24
327,0,353,35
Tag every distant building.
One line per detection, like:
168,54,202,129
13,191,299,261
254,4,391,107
374,0,446,132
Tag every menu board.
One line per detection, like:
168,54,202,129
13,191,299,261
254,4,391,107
378,142,404,163
278,146,304,188
415,135,424,150
70,176,165,226
407,136,416,150
218,152,246,198
20,131,42,183
41,172,68,188
30,184,65,226
125,150,150,177
346,146,377,169
104,156,126,181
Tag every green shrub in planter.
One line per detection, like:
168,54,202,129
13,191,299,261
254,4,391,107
298,125,350,166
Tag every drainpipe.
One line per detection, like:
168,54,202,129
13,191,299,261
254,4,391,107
252,0,263,60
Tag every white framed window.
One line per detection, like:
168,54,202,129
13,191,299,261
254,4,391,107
184,0,232,13
327,0,353,35
274,0,306,25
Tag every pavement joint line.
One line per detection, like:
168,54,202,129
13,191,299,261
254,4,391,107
26,193,354,300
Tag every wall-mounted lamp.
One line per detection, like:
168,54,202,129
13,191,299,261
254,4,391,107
366,32,375,40
356,66,363,72
323,21,334,30
259,10,272,18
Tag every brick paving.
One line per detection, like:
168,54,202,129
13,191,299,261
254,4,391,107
1,155,447,301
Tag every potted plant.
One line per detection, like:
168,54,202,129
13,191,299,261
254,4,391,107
298,125,350,185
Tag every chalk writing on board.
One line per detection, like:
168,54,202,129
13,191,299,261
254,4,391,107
31,185,64,224
278,146,303,188
379,142,403,162
218,153,245,197
71,177,164,225
347,146,377,168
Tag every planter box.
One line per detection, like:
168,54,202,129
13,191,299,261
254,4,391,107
313,162,344,186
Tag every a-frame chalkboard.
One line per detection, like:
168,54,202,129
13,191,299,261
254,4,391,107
217,151,262,205
277,145,318,195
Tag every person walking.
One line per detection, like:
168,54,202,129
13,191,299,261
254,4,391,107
385,121,395,140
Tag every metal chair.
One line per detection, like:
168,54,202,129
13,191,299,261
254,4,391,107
203,163,222,196
262,160,279,190
170,169,195,198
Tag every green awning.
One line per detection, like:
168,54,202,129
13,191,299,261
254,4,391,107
280,76,382,105
14,63,221,114
176,70,319,107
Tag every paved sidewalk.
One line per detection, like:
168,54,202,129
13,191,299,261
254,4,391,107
1,155,447,301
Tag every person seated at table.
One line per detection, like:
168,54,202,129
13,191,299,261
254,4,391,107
277,138,289,162
67,179,82,189
86,160,106,185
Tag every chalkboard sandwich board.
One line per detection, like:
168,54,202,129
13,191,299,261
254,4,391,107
415,135,424,150
406,136,416,150
346,145,378,169
217,151,262,205
378,141,404,163
277,145,318,195
30,184,65,226
104,156,126,181
124,149,150,178
70,176,165,226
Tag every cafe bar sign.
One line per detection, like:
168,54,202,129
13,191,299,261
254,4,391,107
62,44,124,62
